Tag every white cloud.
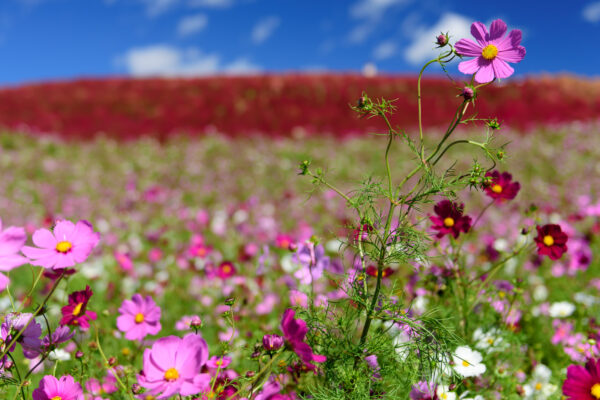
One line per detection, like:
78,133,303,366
119,45,260,76
144,0,179,16
404,12,472,66
350,0,409,20
188,0,234,8
177,14,208,36
583,2,600,22
373,41,397,60
251,16,280,44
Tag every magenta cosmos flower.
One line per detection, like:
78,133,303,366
430,200,472,239
117,294,162,341
22,220,100,270
535,224,568,260
0,219,29,291
455,19,526,83
563,358,600,399
60,286,97,330
280,309,326,371
32,375,84,400
137,333,211,399
484,170,521,202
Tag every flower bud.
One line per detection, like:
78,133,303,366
190,316,202,328
224,297,235,306
108,356,117,367
131,383,142,394
262,334,284,351
436,33,448,47
461,86,475,101
75,351,84,359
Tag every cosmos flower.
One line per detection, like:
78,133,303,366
206,356,232,369
22,220,100,270
366,265,394,279
535,224,568,260
409,381,437,400
60,286,97,330
1,312,42,359
137,333,211,399
217,261,237,279
452,346,486,377
0,219,28,292
455,19,526,83
430,200,472,239
484,170,521,202
562,358,600,400
85,373,118,397
32,375,84,400
280,309,326,371
117,294,162,341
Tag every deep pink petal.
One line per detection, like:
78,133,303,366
455,38,482,57
488,19,507,41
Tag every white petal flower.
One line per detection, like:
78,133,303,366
452,346,486,377
549,301,575,318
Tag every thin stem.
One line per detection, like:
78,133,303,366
8,352,26,400
93,324,136,400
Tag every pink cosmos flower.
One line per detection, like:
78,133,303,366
117,294,162,341
562,358,600,399
280,309,326,371
0,219,29,291
22,220,100,270
455,19,526,83
206,355,232,369
85,373,118,397
137,333,211,399
32,375,84,400
60,286,97,330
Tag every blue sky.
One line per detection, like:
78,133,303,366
0,0,598,85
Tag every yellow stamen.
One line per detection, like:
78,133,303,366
535,382,543,391
462,360,470,367
491,184,503,193
487,338,494,345
440,393,448,400
72,302,83,316
481,44,498,60
164,367,179,381
591,383,600,399
56,241,72,253
543,235,554,246
135,313,145,324
222,265,231,274
145,395,156,400
121,347,131,356
443,217,455,227
51,397,62,400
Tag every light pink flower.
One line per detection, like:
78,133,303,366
455,19,526,83
0,219,28,291
117,294,162,341
22,220,100,270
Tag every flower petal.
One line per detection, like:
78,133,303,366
474,63,495,83
455,39,482,57
488,19,507,41
498,46,526,63
470,21,489,46
491,59,515,80
458,57,481,75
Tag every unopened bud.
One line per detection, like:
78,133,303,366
190,316,202,328
436,33,448,47
108,357,117,367
461,86,475,101
246,371,256,378
131,383,142,394
75,351,84,359
262,334,284,351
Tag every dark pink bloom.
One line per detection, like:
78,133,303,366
0,219,28,291
22,220,100,270
137,333,211,398
262,334,284,351
60,286,97,330
217,261,236,279
280,309,326,371
484,170,520,202
430,200,472,239
563,358,600,399
117,294,162,341
455,19,526,83
32,375,84,400
535,224,568,260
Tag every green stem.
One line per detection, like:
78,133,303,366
93,324,136,400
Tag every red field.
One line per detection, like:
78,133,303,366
0,74,598,139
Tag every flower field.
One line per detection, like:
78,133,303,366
2,18,600,400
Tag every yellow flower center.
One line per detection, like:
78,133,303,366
440,393,448,400
481,44,498,60
591,383,600,399
491,184,503,193
487,338,494,345
222,265,231,274
462,360,470,367
164,367,179,381
443,217,455,227
145,396,156,400
135,313,145,323
543,235,555,246
72,302,84,316
56,241,72,253
51,397,62,400
535,382,543,391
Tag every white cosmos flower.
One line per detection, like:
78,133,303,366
436,385,457,400
452,346,486,377
549,301,575,318
522,364,557,399
473,328,506,352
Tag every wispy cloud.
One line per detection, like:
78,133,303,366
105,0,179,16
188,0,234,8
177,14,208,36
372,41,396,60
404,12,471,65
583,2,600,22
347,0,410,44
251,16,280,44
118,44,260,76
